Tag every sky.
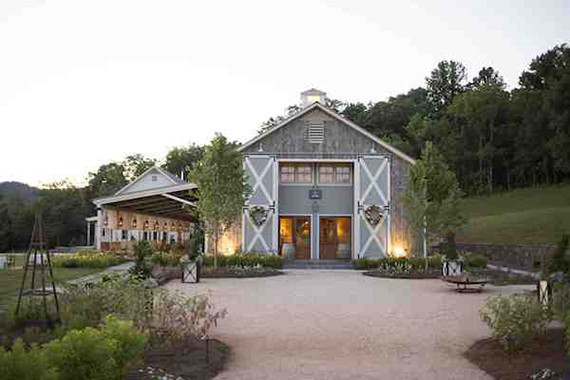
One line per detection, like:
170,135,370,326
0,0,568,187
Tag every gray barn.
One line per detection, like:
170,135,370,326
231,89,418,260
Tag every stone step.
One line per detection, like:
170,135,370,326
284,259,353,270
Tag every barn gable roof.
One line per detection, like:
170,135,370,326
238,102,416,164
114,166,185,196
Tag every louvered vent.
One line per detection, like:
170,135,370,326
305,121,324,144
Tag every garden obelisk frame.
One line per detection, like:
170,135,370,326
15,212,60,320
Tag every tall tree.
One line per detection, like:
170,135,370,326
363,87,430,156
87,162,128,198
426,60,467,117
122,154,157,182
517,44,570,183
190,134,251,267
448,67,510,194
257,105,303,135
163,144,205,180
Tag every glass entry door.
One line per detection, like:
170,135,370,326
319,217,351,259
279,216,311,259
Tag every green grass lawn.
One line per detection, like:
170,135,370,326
457,184,570,244
0,255,102,311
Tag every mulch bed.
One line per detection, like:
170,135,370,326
363,271,441,279
125,338,229,380
201,268,285,278
464,328,570,379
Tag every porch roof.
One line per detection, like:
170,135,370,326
93,183,198,222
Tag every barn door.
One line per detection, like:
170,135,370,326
243,155,277,253
356,155,390,258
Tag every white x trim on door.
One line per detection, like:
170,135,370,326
360,158,388,206
246,212,271,252
360,214,388,255
245,157,274,205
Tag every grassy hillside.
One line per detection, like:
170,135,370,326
457,184,570,244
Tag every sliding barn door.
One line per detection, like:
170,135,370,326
243,155,277,253
356,155,391,258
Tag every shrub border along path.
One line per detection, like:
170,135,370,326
362,271,441,279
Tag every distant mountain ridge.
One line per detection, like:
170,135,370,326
0,181,39,203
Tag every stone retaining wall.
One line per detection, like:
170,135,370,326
456,243,556,271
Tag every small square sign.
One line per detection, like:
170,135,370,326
309,189,322,199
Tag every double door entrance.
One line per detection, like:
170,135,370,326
278,216,351,259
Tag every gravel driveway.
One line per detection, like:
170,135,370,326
165,270,533,380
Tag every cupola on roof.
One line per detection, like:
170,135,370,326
301,88,327,107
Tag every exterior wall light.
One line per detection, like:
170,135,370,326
393,246,406,258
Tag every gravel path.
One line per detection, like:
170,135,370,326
165,270,533,380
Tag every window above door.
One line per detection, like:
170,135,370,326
318,164,352,184
280,164,312,183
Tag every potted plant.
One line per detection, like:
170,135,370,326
441,232,463,276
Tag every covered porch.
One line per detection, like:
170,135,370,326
90,183,198,251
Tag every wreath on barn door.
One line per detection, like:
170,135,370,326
249,206,269,227
364,205,384,227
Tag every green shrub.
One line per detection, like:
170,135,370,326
0,339,57,380
101,315,148,374
544,234,570,276
354,256,442,272
129,241,153,279
135,240,153,258
353,258,367,270
151,252,169,267
44,317,148,380
58,276,154,333
45,327,119,380
188,228,205,259
467,255,488,269
151,252,183,267
52,252,125,269
203,253,283,269
480,294,552,353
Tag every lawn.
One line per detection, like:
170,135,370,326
0,254,102,311
457,184,570,244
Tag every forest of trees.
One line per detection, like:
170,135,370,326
0,44,568,252
262,44,570,196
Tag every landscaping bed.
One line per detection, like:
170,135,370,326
465,328,570,380
363,270,440,279
126,338,229,380
201,266,284,278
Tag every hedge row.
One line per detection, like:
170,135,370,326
203,254,284,269
353,255,443,271
51,253,125,269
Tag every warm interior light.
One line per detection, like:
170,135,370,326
307,95,322,104
394,246,406,258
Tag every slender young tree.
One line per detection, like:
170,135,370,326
190,134,251,267
403,142,465,264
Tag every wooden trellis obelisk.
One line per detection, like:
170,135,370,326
15,212,60,320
